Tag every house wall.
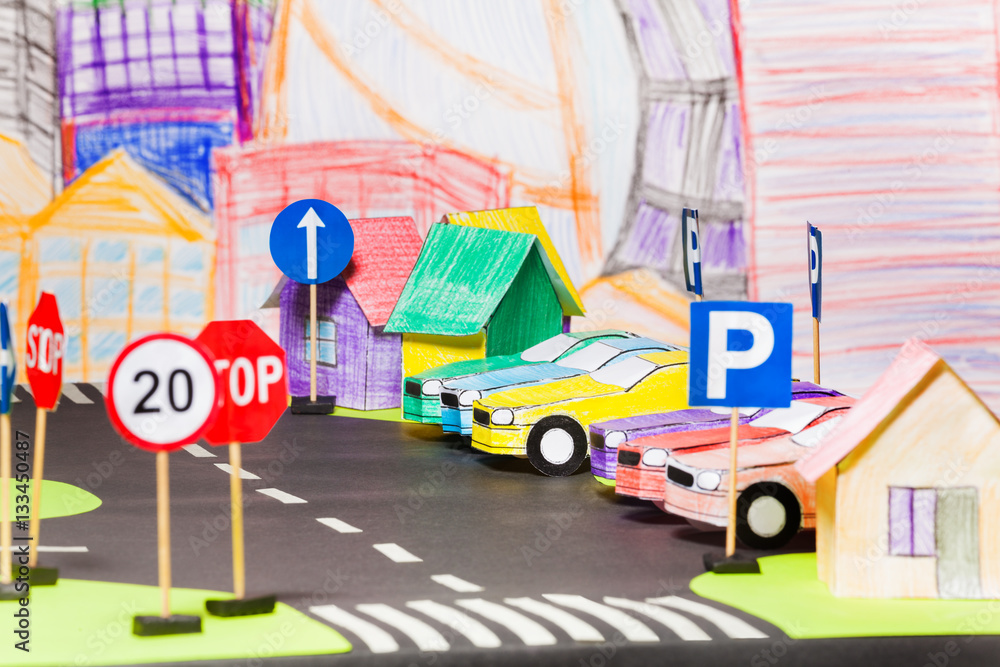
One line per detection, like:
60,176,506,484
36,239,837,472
829,368,1000,598
365,325,402,411
401,332,486,379
485,246,562,357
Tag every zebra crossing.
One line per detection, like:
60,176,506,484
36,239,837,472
310,594,769,654
10,382,104,405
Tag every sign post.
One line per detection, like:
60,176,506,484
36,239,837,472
196,320,288,617
689,301,792,573
808,222,823,384
682,208,704,302
268,199,354,415
23,292,64,585
0,304,18,599
105,333,221,635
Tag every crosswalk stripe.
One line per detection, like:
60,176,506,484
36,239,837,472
646,596,768,639
19,384,31,396
373,543,422,563
455,598,556,646
356,603,450,652
182,444,216,458
215,463,260,480
10,386,19,403
406,600,502,648
310,605,399,653
604,597,711,641
256,488,306,504
2,546,88,553
317,517,362,534
431,574,483,593
91,382,107,396
504,597,605,643
61,383,94,404
543,594,659,642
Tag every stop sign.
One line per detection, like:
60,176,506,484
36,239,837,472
25,292,64,410
195,320,288,445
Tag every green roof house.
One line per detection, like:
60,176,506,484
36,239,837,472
385,222,579,379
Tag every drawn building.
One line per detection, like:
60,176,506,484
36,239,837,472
799,339,1000,599
605,0,745,299
264,216,423,410
0,0,60,186
57,0,276,209
22,149,214,380
212,140,511,341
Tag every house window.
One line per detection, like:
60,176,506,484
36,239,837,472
304,318,337,367
888,487,936,557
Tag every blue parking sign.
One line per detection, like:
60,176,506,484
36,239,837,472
688,301,792,408
269,199,354,285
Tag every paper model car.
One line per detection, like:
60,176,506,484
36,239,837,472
401,330,635,423
439,337,684,436
604,382,844,493
661,395,853,549
470,349,689,476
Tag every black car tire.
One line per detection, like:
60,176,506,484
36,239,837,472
525,416,588,477
735,482,802,549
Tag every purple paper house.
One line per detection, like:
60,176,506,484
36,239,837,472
263,216,423,410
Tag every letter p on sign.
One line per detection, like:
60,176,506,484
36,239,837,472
688,301,792,408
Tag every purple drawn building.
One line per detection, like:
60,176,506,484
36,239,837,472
57,0,275,208
607,0,746,299
263,216,424,411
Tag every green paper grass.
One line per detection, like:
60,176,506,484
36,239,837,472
691,553,1000,638
6,480,101,520
0,579,351,665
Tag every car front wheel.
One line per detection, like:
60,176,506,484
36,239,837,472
526,416,588,477
735,482,802,549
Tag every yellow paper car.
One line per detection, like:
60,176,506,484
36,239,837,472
471,350,689,476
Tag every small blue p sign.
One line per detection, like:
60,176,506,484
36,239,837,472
689,301,792,408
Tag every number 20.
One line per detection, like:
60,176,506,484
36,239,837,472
134,369,194,414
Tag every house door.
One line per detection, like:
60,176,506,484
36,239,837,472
936,487,981,599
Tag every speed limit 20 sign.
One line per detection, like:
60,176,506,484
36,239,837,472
105,333,222,452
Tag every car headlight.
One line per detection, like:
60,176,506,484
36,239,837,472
604,431,626,449
422,379,442,396
492,409,514,425
641,448,667,467
459,390,481,406
697,471,722,491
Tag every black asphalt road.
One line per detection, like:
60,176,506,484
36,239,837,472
18,385,1000,667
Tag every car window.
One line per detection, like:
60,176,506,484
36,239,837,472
791,415,845,447
555,341,621,372
749,401,829,434
520,333,578,362
590,356,659,390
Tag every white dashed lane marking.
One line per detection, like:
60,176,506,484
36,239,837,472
317,518,363,534
256,488,306,504
182,444,216,458
373,543,422,563
215,463,260,480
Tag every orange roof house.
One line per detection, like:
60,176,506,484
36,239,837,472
797,338,1000,599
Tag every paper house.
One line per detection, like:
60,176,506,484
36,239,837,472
797,338,1000,599
264,216,423,410
384,218,582,379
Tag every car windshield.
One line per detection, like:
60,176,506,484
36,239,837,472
520,334,578,362
590,356,658,390
749,401,829,434
555,341,621,372
791,415,844,447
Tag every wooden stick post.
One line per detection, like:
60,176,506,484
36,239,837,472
28,408,46,568
309,283,318,402
812,317,821,384
229,442,245,600
156,451,171,618
696,294,704,302
0,414,10,584
725,407,739,558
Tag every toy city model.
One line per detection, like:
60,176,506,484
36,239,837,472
471,350,689,476
439,337,683,435
662,395,853,548
401,330,635,423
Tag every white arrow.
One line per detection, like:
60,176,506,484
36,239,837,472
297,207,326,280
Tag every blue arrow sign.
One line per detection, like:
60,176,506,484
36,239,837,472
0,303,16,415
269,199,355,285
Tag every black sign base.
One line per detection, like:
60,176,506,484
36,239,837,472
0,582,23,600
29,566,58,586
703,552,762,574
206,594,277,617
133,615,202,636
290,395,336,415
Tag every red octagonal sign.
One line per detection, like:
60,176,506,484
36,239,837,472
25,292,65,410
196,320,288,446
